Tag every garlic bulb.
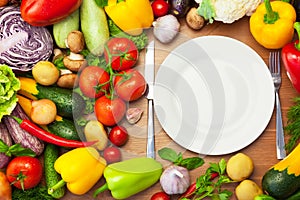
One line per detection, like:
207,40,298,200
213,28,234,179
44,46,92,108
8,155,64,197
153,14,180,44
160,165,190,195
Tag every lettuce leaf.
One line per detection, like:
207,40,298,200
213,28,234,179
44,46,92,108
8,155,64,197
197,0,216,24
0,65,20,121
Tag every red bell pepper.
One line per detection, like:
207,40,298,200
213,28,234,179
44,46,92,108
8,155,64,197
282,22,300,93
20,0,82,26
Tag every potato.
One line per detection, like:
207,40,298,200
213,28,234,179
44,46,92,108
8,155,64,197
226,153,254,181
32,61,60,86
31,99,57,125
0,171,12,200
84,120,108,151
235,180,263,200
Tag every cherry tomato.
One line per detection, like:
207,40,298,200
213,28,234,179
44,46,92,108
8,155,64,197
151,191,170,200
94,96,126,126
104,38,139,71
79,66,110,98
114,69,147,101
6,156,43,190
109,125,129,147
103,146,122,164
151,0,169,18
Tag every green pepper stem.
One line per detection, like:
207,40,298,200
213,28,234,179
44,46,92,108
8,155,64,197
48,179,66,195
93,183,109,198
294,22,300,50
263,0,279,24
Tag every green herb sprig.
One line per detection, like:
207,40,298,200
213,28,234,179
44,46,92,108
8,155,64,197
182,159,233,200
285,97,300,152
158,147,204,170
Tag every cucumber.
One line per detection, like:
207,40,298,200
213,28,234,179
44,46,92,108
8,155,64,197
80,0,109,56
19,77,86,119
35,84,86,119
48,117,81,141
53,9,80,48
44,144,65,199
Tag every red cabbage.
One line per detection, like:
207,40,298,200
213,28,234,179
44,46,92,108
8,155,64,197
0,6,53,72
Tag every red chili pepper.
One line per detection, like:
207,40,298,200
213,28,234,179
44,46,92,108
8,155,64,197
210,172,219,180
179,182,196,199
282,22,300,93
13,117,97,148
179,172,219,199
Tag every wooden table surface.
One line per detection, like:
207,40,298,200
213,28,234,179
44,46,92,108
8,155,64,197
64,16,299,200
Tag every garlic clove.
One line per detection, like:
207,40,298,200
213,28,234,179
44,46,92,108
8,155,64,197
126,108,143,124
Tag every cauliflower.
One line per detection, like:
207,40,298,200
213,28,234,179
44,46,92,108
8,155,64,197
195,0,262,23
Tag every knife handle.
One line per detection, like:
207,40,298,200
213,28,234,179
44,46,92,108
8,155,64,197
146,99,155,159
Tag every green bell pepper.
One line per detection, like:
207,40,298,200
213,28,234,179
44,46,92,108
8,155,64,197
93,157,163,199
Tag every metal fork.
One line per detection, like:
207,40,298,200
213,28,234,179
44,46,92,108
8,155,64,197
269,51,286,159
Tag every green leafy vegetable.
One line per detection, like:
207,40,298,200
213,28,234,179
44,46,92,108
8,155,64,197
285,97,300,152
108,19,148,51
94,0,108,7
12,185,54,200
0,65,20,121
182,159,233,200
0,139,36,157
158,147,204,170
197,0,216,24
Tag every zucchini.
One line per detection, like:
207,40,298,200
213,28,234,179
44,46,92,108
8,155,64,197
44,144,65,199
18,77,85,118
262,143,300,199
53,9,80,49
287,189,300,200
80,0,109,56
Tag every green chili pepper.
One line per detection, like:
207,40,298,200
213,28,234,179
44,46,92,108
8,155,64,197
93,157,163,199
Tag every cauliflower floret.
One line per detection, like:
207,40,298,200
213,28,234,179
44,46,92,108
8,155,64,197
196,0,262,23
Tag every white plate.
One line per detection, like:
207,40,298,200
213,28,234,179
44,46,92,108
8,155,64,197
154,36,275,155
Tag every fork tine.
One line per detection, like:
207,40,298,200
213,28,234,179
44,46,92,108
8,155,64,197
276,51,281,74
269,51,280,74
269,52,275,73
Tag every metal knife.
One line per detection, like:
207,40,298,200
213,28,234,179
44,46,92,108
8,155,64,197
145,40,155,159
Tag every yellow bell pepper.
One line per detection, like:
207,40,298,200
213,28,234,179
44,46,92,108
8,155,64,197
104,0,154,36
249,0,296,49
49,147,106,195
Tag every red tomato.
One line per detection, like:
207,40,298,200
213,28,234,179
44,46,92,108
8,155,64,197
109,126,129,147
114,69,147,101
104,38,139,71
6,156,43,190
79,66,110,98
103,146,122,164
151,191,170,200
94,96,126,126
151,0,169,18
20,0,82,26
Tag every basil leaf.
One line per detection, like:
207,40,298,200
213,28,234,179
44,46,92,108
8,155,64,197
158,147,179,162
179,157,204,170
94,0,108,7
8,144,36,157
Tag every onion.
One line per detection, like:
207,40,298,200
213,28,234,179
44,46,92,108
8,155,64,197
0,6,53,72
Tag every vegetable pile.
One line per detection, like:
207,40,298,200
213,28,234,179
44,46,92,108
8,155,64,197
1,0,300,199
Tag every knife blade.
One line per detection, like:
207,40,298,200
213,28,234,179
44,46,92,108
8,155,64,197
145,40,155,158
